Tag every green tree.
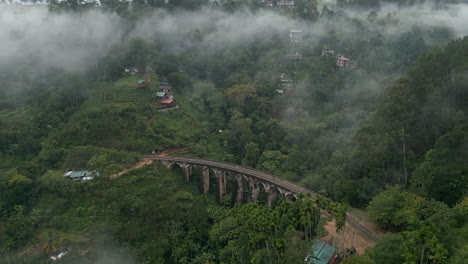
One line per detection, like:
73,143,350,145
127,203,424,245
224,111,254,157
0,172,34,213
242,142,259,168
412,131,467,206
2,205,33,251
342,255,375,264
168,72,192,91
401,221,448,264
367,233,405,264
367,186,416,230
225,84,257,108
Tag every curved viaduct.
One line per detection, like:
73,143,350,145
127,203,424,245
140,155,380,243
141,155,312,206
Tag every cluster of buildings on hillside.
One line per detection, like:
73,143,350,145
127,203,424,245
155,79,177,110
276,73,293,95
288,29,303,62
277,30,357,111
124,66,179,110
286,29,357,68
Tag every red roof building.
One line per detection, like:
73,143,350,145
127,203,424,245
137,80,148,88
161,99,173,104
157,99,177,110
336,56,351,67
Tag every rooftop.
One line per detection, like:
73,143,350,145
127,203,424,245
64,170,99,179
161,99,174,104
305,241,336,264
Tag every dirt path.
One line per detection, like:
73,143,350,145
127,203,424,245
109,148,190,178
146,116,154,126
109,159,154,179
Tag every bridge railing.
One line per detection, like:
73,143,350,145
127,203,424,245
141,155,315,194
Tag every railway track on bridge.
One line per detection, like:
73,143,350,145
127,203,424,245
140,155,380,243
141,155,313,194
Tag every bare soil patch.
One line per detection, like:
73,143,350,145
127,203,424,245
109,159,153,179
320,215,383,255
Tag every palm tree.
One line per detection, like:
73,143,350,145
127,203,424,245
42,231,60,254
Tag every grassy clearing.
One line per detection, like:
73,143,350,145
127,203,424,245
90,75,153,106
36,229,91,244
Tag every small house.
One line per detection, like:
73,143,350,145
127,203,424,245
137,80,148,88
64,170,99,181
158,99,177,110
336,55,350,67
261,0,273,6
288,53,302,61
290,29,302,43
157,83,173,100
156,91,166,98
158,83,173,92
336,55,357,68
304,241,337,264
321,50,335,57
280,73,292,83
125,67,139,75
278,0,294,8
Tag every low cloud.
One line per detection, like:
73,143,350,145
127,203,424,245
0,3,467,86
0,5,124,73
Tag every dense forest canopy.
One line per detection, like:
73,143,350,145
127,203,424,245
0,0,466,263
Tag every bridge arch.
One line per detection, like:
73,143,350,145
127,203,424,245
137,156,379,243
148,155,312,206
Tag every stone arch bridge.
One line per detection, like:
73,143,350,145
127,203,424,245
140,155,380,243
141,155,313,205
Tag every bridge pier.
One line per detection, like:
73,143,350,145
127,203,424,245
150,156,309,206
234,174,244,204
177,163,193,182
200,166,210,195
266,188,278,206
213,169,227,203
248,178,260,202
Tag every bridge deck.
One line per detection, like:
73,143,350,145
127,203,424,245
140,155,380,243
141,155,313,195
